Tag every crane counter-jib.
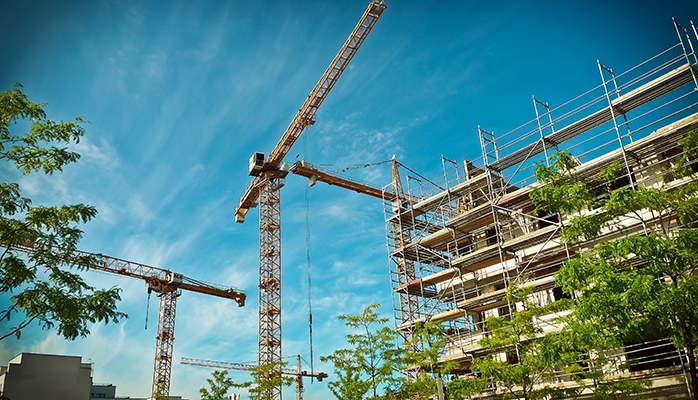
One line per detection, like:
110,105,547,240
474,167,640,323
234,174,264,223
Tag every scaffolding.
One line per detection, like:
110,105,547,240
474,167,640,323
383,20,698,391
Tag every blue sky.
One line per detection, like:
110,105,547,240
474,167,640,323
2,1,698,399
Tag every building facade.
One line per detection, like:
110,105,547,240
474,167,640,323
385,20,698,398
0,353,93,400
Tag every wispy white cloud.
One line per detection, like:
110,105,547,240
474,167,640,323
126,194,155,227
119,230,196,268
73,135,120,171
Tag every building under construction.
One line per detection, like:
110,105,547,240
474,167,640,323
384,20,698,397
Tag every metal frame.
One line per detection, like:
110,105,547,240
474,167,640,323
382,19,698,394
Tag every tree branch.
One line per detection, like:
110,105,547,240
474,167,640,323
0,316,37,341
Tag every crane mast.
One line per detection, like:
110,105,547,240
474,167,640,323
232,3,385,399
11,244,245,398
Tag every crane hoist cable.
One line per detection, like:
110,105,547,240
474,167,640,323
396,161,448,192
316,159,393,173
302,129,315,380
145,290,151,330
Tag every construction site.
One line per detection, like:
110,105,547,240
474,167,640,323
373,17,698,399
3,1,698,400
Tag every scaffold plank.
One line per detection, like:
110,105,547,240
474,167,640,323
502,224,559,252
395,279,439,297
446,202,496,232
416,227,456,250
390,241,451,266
451,243,512,273
420,267,460,286
410,173,488,213
490,63,697,172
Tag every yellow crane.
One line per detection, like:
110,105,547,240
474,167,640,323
233,3,385,399
11,244,245,398
181,355,327,400
289,160,396,201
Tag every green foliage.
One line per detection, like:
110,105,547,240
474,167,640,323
0,84,126,341
0,84,84,174
227,361,294,400
152,392,169,400
398,322,457,400
200,370,236,400
320,347,370,400
320,304,403,400
672,128,698,179
245,361,295,400
460,285,580,400
530,150,598,217
532,136,698,399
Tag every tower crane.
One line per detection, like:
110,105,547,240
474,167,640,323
181,355,327,400
10,243,245,398
232,3,385,399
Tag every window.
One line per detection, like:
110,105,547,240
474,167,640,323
485,227,499,246
552,286,571,301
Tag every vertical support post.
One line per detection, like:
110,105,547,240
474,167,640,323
533,96,553,166
442,156,460,186
598,60,635,189
675,18,698,89
478,126,499,166
295,355,303,400
387,160,421,381
259,173,283,400
152,289,180,398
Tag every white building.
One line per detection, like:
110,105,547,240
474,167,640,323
384,19,698,399
0,353,186,400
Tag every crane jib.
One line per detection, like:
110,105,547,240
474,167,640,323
233,1,386,223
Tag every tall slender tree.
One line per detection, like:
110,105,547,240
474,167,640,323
321,304,403,399
243,361,295,400
200,370,236,400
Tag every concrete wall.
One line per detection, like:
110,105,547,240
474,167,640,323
0,353,92,400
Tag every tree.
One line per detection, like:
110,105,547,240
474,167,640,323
0,84,125,340
320,304,403,399
223,361,294,400
398,321,458,400
542,316,652,399
200,370,236,400
530,138,698,399
448,285,579,400
319,347,370,400
152,392,169,400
